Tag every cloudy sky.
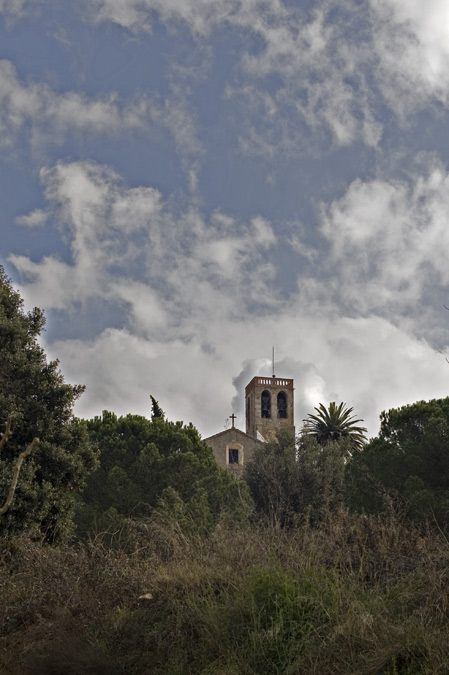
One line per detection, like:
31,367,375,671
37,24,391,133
2,0,449,439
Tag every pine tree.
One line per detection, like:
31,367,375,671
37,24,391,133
150,395,165,420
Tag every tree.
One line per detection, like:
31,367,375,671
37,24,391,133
244,429,348,526
77,411,253,535
345,397,449,525
296,433,349,521
0,267,97,540
150,395,165,420
302,402,367,452
244,429,299,527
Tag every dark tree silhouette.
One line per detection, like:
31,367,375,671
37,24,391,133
150,395,165,420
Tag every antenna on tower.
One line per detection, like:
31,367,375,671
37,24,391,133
272,346,275,378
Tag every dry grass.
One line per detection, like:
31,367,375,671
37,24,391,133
1,510,448,674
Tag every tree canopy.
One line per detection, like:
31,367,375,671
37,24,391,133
0,267,97,540
244,429,299,527
345,397,449,524
244,428,348,527
302,401,367,452
77,411,253,535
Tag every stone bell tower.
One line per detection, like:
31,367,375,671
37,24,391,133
245,374,295,441
205,352,295,475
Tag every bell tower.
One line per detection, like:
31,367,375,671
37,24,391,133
245,375,294,441
205,352,295,474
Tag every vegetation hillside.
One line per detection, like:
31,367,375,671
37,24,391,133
1,268,449,674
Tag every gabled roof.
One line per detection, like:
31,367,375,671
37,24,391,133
204,427,264,445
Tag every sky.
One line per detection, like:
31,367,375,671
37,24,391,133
2,0,449,440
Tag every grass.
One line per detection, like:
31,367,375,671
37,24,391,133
1,509,449,674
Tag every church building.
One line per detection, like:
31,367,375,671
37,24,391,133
205,374,295,477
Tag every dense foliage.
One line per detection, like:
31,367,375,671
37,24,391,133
0,268,97,540
77,411,253,535
346,397,449,525
244,429,349,526
244,429,299,526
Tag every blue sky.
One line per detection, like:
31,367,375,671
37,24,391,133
2,0,449,438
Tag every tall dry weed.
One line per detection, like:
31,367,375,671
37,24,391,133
0,510,448,674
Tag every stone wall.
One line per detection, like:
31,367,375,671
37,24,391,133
204,428,264,478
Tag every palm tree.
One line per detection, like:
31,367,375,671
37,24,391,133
302,402,367,451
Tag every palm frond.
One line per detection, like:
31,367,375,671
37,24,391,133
302,401,367,450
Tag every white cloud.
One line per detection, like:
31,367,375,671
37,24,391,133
251,216,276,246
145,92,202,160
8,255,82,309
87,0,239,35
16,208,48,227
87,1,385,150
0,0,47,20
321,162,449,315
10,160,165,309
11,158,449,440
0,61,201,170
0,60,147,151
238,8,382,149
110,280,169,335
86,0,153,32
370,0,449,110
10,158,278,320
46,300,449,440
86,0,449,154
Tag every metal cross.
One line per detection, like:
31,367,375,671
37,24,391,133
230,413,237,428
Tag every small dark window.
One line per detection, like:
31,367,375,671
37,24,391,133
277,392,287,418
261,390,271,418
229,448,239,464
246,397,250,426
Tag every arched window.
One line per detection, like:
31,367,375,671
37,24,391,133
277,391,287,418
261,390,271,418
